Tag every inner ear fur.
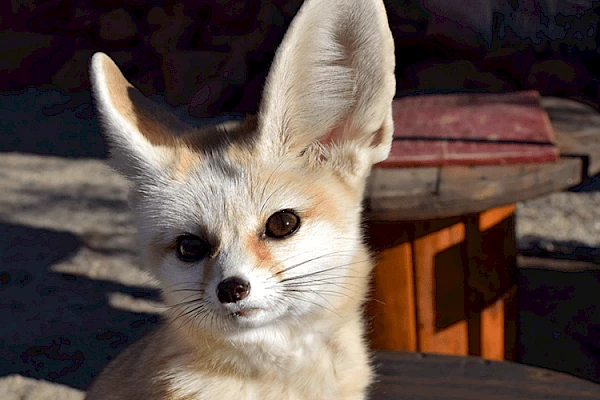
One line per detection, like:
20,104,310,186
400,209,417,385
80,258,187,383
91,53,190,144
91,54,258,163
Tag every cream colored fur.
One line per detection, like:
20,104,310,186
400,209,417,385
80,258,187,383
86,0,395,398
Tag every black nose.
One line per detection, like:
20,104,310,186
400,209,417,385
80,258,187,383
217,277,250,303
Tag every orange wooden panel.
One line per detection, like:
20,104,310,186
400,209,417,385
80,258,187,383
413,221,468,355
367,204,518,359
467,204,518,361
368,242,417,350
480,294,506,360
479,284,519,361
479,204,516,231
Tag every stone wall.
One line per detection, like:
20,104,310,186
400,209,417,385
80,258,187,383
1,0,599,117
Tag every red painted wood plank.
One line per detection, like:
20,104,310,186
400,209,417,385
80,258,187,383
379,91,559,167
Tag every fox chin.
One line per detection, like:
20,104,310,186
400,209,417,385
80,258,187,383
85,0,395,398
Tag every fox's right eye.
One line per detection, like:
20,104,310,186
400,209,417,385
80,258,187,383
176,234,210,262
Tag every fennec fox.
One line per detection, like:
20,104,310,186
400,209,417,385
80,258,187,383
86,0,395,398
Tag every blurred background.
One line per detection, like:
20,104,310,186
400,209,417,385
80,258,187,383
1,0,599,157
1,0,600,394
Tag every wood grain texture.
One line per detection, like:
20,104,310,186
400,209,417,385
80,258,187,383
367,206,519,360
371,351,600,400
367,240,417,351
542,97,600,177
365,167,438,216
366,157,581,220
465,206,518,360
365,97,599,220
413,221,468,355
382,91,559,167
366,221,417,351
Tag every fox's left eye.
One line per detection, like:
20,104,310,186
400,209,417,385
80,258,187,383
176,234,210,262
265,210,300,239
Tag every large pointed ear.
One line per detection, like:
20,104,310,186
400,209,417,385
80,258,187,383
258,0,395,167
90,53,188,182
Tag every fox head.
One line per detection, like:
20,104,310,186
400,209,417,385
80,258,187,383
90,0,395,339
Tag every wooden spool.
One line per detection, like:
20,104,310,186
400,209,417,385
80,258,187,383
363,95,600,360
366,205,518,360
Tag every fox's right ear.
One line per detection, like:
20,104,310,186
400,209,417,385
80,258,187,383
257,0,395,176
90,53,188,182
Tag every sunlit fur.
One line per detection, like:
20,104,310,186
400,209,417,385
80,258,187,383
85,0,395,398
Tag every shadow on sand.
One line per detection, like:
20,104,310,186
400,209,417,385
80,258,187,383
0,223,160,390
518,239,600,384
3,223,600,390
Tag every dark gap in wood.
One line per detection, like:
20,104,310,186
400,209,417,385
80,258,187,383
463,215,483,357
393,136,556,146
409,228,421,352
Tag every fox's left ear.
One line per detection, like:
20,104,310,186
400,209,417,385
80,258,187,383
258,0,395,170
90,53,188,182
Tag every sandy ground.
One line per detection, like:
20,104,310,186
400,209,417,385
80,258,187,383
1,89,599,397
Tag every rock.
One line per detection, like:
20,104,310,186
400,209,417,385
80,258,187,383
52,50,94,92
406,60,514,92
147,5,193,54
23,0,72,33
63,0,100,32
422,0,494,44
526,59,590,94
189,80,227,116
0,32,65,90
210,0,256,23
98,8,137,43
187,49,248,117
0,375,84,400
162,51,230,106
130,69,164,96
104,50,163,95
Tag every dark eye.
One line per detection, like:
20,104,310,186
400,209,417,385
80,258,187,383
176,234,210,262
265,210,300,239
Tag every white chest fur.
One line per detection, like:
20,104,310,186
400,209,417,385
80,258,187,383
167,326,360,400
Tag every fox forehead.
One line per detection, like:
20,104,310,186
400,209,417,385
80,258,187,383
135,145,355,248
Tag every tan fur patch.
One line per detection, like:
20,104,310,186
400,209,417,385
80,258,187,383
302,177,357,232
100,55,182,147
171,148,201,180
180,116,259,155
245,233,273,268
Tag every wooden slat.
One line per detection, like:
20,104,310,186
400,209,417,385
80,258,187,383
371,352,600,400
413,221,468,355
365,96,600,221
367,240,417,351
366,157,581,220
543,97,600,177
365,167,438,214
479,295,506,361
383,91,559,167
366,221,417,351
479,204,516,231
436,159,580,215
476,205,518,361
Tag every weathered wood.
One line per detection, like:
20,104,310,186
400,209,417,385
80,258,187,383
366,205,518,360
465,205,518,361
365,167,438,215
366,157,581,220
543,97,600,177
364,96,600,368
413,220,468,355
371,351,600,400
365,96,600,221
383,91,559,167
367,231,417,351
